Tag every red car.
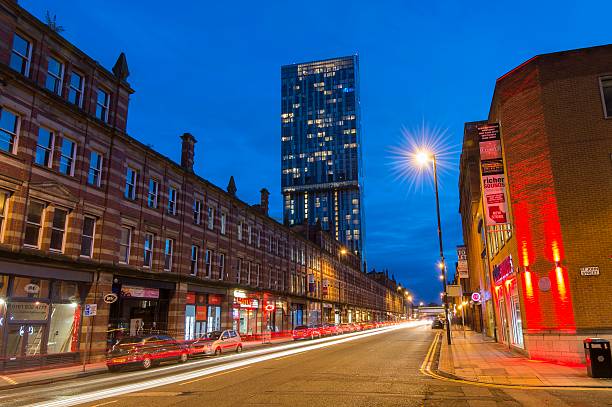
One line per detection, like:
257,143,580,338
106,334,189,371
292,325,323,340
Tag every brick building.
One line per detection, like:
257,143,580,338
459,45,612,363
0,0,407,371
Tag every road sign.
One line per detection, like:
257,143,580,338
84,304,97,317
103,293,118,304
471,292,481,302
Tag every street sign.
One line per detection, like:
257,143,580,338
103,293,118,304
471,292,481,302
580,266,600,276
446,284,461,297
84,304,97,317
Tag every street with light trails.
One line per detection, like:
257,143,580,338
0,323,609,407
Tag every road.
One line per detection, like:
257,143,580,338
4,323,612,406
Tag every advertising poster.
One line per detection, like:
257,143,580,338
478,123,510,226
457,246,469,279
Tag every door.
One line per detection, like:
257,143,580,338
6,324,45,359
498,298,509,344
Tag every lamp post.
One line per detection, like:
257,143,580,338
416,151,452,345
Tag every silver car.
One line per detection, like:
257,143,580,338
189,330,243,356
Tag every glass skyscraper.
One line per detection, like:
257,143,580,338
281,55,364,256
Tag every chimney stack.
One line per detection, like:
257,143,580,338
180,133,196,172
260,188,270,215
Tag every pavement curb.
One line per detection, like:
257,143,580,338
0,368,106,391
432,336,612,390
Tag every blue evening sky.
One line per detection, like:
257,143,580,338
23,1,611,303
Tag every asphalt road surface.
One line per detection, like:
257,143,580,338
4,323,612,406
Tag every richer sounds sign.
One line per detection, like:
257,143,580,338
477,123,509,226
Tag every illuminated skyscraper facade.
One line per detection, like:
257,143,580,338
281,56,364,256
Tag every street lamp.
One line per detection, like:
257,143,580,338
414,149,452,345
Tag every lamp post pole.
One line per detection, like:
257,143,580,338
432,155,452,345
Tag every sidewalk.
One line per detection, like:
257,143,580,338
437,329,612,387
0,335,294,390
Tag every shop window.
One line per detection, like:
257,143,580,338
47,303,80,354
50,208,68,252
119,226,131,264
7,325,45,357
11,277,50,299
51,281,80,302
24,200,45,248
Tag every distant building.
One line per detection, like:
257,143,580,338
281,56,364,256
459,45,612,364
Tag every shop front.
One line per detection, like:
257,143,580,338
493,255,524,349
0,262,92,371
290,301,305,328
107,277,174,345
184,291,223,340
232,290,289,338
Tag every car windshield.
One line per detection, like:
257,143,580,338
205,331,222,340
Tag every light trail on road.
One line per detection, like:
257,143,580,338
24,321,427,407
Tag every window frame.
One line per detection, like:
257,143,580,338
124,167,138,201
9,33,32,77
190,244,199,276
218,253,225,280
208,207,215,230
49,207,68,253
35,127,55,168
167,187,177,215
119,226,132,264
164,238,174,271
0,107,20,155
95,88,110,123
205,249,212,278
68,71,85,108
0,190,10,243
143,232,154,268
45,55,64,96
24,200,45,248
193,199,202,225
147,178,159,208
220,212,226,234
87,150,103,187
237,221,243,241
599,76,612,119
59,137,76,176
80,215,96,258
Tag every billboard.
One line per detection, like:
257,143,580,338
477,123,510,226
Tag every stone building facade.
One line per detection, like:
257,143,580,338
0,0,407,371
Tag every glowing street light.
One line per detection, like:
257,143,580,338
413,148,452,345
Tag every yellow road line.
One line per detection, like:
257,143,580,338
0,375,17,385
419,333,612,392
90,400,118,407
178,365,251,386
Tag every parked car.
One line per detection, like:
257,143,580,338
322,324,341,335
292,325,324,340
350,323,362,332
106,334,188,371
189,330,242,356
339,323,354,333
431,319,445,329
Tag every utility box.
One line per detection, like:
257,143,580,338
583,338,612,378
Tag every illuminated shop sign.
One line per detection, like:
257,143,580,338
120,285,159,299
8,302,49,321
493,256,514,285
237,298,259,309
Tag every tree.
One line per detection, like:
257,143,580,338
45,11,65,34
